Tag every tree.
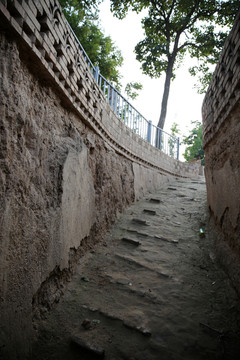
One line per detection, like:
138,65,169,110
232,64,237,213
182,120,204,165
125,81,143,100
59,0,123,87
169,122,180,157
189,63,215,94
59,0,101,21
78,22,123,88
170,122,180,138
110,0,240,129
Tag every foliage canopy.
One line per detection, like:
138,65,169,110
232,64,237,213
59,0,123,87
182,120,204,165
110,0,240,128
125,82,143,100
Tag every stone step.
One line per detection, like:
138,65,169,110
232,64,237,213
149,198,161,203
143,209,156,215
121,237,141,246
131,218,150,226
154,235,179,244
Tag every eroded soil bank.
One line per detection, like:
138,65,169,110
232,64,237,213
30,177,240,360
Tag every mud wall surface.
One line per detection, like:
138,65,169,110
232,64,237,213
0,33,136,359
0,1,198,359
202,10,240,296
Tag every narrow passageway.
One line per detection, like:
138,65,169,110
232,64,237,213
31,177,240,360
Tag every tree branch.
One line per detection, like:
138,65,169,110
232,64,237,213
151,0,167,20
177,0,200,34
150,0,171,45
177,41,202,53
167,0,176,21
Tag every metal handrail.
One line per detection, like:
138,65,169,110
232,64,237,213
67,21,180,160
67,19,96,74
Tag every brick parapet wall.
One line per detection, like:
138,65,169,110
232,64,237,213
0,0,197,178
202,9,240,147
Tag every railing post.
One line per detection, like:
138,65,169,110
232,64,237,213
111,87,114,108
124,101,127,124
103,79,106,97
94,66,99,83
147,120,152,143
155,127,162,149
159,129,162,150
177,137,180,160
107,84,110,102
114,91,118,112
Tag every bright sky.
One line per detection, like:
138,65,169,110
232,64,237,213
98,0,206,139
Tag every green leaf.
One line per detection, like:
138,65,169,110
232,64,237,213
125,82,143,100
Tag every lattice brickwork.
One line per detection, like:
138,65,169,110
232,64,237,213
202,10,240,147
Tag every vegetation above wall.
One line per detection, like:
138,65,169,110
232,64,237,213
110,0,240,129
59,0,123,88
182,121,204,165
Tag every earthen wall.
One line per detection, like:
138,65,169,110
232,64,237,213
202,10,240,296
0,1,198,358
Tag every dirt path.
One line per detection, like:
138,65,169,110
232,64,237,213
31,177,240,360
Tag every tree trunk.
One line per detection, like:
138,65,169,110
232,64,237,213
157,57,174,130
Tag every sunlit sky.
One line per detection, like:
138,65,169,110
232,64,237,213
98,0,206,139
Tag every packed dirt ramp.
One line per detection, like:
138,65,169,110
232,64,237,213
31,177,240,360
